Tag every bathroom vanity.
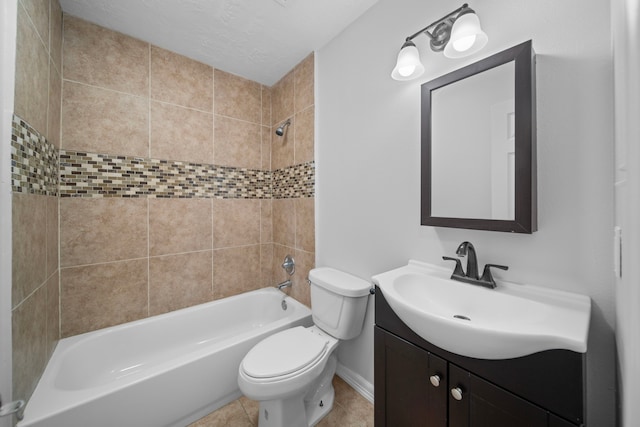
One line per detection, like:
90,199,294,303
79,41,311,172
374,288,586,427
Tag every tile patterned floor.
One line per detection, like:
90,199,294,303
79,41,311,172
189,376,374,427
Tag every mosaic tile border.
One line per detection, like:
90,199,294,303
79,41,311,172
10,113,314,199
273,162,315,199
11,115,59,196
59,150,315,199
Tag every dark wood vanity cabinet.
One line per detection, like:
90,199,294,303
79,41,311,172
375,328,447,427
375,287,585,427
447,363,547,427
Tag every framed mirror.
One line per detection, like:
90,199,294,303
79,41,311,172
421,40,536,233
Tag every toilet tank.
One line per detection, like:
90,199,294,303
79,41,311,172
308,267,371,340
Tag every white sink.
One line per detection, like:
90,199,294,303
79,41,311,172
372,260,591,360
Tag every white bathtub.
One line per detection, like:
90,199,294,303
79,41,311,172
19,288,313,427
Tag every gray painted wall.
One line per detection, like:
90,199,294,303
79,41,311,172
613,0,640,425
317,0,615,424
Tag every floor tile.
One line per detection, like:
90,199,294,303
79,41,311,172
189,376,373,427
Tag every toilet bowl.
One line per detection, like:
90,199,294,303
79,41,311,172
238,267,371,427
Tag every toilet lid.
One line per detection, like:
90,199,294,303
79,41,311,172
242,327,329,379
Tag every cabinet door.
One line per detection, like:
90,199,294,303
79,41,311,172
549,414,580,427
448,364,547,427
375,327,447,427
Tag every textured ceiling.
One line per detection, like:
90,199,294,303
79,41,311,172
58,0,379,86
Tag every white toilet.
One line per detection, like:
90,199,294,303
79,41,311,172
238,267,371,427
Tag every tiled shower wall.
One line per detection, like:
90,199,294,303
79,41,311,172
11,0,63,403
269,54,316,308
58,16,315,337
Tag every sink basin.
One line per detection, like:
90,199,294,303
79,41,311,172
372,260,591,360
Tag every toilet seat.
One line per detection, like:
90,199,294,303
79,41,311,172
241,327,329,379
238,326,339,401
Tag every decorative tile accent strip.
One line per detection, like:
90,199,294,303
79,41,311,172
273,162,315,199
11,115,59,196
59,150,277,199
9,120,314,199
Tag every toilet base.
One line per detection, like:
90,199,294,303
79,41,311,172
305,383,335,427
257,354,337,427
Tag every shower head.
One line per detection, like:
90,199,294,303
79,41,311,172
275,119,291,136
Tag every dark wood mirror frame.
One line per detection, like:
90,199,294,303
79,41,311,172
421,40,537,233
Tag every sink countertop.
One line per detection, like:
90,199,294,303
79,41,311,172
372,260,592,360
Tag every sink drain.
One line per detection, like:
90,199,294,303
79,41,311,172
453,315,471,321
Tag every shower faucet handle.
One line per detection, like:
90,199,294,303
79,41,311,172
281,255,295,276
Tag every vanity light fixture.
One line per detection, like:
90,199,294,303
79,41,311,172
391,3,488,81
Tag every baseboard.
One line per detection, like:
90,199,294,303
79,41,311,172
336,362,374,404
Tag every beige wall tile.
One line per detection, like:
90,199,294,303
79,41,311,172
294,53,314,90
272,198,295,247
46,195,58,277
295,82,314,115
150,101,213,164
62,81,149,156
12,193,47,307
63,15,149,96
50,0,63,72
15,5,49,135
260,243,274,287
271,117,294,170
150,46,213,112
295,197,315,252
261,86,272,126
20,0,50,51
294,53,314,112
12,284,47,402
214,115,261,169
60,259,148,337
149,198,212,256
271,70,294,126
213,199,261,248
149,251,213,315
213,245,261,299
294,106,314,164
261,126,271,170
261,199,273,244
291,249,314,307
214,70,261,123
46,272,60,357
60,198,148,267
47,62,61,148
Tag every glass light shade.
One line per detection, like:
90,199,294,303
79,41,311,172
391,42,425,81
443,12,488,59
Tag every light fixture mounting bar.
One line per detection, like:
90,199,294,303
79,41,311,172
404,3,468,42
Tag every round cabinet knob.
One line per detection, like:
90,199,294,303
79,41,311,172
451,387,463,401
429,375,441,387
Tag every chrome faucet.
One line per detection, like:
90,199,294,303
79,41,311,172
276,255,294,291
277,280,292,290
443,241,508,289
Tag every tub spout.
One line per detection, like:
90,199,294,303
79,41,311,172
277,280,292,290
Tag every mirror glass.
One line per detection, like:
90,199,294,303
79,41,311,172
431,62,515,220
421,41,536,233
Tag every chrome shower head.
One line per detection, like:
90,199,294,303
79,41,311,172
275,119,291,136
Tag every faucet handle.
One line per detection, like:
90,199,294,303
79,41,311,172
443,256,465,277
479,264,509,287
